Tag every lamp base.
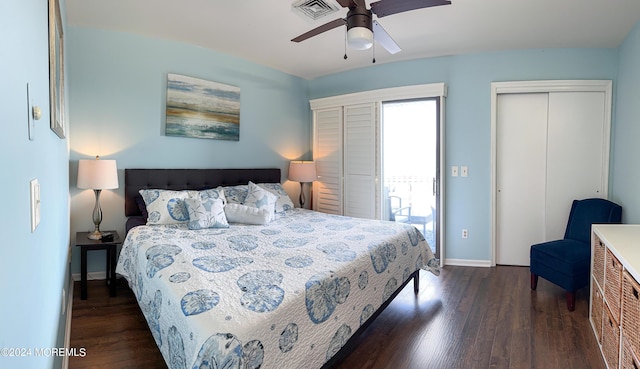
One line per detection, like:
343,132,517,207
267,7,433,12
87,230,103,240
299,182,306,208
87,189,104,240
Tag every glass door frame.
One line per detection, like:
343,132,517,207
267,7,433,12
379,96,442,260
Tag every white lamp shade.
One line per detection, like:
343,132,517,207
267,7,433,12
77,158,119,190
288,161,317,183
347,27,373,50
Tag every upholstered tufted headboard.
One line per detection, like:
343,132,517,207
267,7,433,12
124,168,281,232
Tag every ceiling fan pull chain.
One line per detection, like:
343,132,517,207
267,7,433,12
344,30,348,60
372,42,376,63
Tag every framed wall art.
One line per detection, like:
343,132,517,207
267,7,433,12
165,73,240,141
48,0,65,139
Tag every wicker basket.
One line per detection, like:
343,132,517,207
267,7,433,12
623,271,640,359
605,248,623,323
622,336,640,369
593,235,606,289
591,278,604,344
603,307,621,369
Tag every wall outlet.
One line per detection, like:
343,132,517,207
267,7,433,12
462,229,469,239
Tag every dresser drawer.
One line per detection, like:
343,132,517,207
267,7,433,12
593,234,606,289
622,336,640,369
603,307,621,369
591,278,604,344
606,248,623,323
623,271,640,360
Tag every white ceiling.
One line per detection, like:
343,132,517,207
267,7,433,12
66,0,640,80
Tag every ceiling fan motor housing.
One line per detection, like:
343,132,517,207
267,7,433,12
346,7,374,49
346,7,372,30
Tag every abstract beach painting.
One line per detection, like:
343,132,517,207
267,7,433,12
165,74,240,141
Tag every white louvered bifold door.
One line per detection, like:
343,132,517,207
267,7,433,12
343,103,376,219
313,107,344,215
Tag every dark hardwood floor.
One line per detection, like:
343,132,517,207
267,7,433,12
69,266,605,369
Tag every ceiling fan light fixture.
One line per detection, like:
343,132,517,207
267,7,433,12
347,26,373,50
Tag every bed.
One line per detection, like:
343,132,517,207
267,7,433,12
116,168,439,369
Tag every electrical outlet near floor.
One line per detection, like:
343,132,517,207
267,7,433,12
462,229,469,239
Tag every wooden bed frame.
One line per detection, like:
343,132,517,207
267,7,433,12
123,167,421,368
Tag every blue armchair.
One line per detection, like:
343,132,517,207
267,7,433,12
530,198,622,311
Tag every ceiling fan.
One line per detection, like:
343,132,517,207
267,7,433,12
291,0,452,55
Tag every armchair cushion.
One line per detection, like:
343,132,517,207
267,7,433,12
530,239,591,292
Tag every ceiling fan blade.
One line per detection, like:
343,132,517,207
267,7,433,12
371,0,451,18
373,20,401,54
291,18,347,43
335,0,359,8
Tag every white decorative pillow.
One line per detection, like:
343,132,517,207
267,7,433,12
243,182,277,220
139,189,192,225
224,203,271,225
184,197,229,230
258,183,294,214
222,185,248,205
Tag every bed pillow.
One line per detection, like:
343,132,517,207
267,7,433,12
224,203,272,225
139,189,192,225
258,183,294,213
243,181,277,220
222,184,248,204
184,197,229,230
198,186,227,205
138,188,226,225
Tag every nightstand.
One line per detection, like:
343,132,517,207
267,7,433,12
75,231,122,300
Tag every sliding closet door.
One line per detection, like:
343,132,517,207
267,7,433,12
496,90,609,266
496,93,548,266
313,108,343,215
544,92,606,239
343,103,377,219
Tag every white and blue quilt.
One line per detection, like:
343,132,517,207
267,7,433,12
116,209,439,369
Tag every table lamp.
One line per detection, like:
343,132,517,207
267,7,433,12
288,161,317,208
77,156,118,239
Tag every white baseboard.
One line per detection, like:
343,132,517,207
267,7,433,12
62,277,74,369
71,271,107,281
445,258,492,267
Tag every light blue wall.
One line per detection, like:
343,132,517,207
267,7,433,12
611,21,640,223
309,48,619,262
1,0,70,368
66,28,311,274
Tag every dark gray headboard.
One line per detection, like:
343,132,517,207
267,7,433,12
124,168,281,217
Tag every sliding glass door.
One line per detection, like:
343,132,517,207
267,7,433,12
381,98,440,257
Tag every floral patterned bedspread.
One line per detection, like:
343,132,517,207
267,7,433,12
115,209,439,369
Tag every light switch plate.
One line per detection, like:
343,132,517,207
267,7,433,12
451,166,459,177
461,166,468,177
30,178,40,232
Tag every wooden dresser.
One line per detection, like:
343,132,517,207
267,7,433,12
591,225,640,369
